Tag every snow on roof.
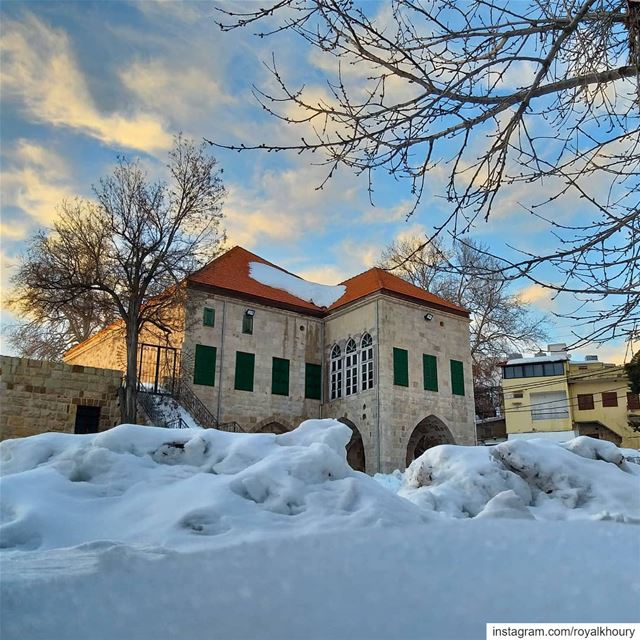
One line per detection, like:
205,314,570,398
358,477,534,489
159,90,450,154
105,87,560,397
249,262,346,308
505,353,569,366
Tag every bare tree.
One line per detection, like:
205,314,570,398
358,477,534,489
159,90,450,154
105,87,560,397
5,286,115,361
11,137,226,422
380,236,548,416
216,0,640,348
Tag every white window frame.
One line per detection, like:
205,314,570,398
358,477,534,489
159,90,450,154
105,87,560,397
360,333,374,391
330,344,343,400
345,339,358,396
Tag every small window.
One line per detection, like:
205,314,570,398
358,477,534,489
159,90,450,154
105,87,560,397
242,311,254,334
234,351,255,391
450,360,465,396
194,344,216,386
203,307,215,327
330,344,342,400
513,391,524,399
423,354,438,392
360,333,374,391
602,392,618,408
271,357,290,396
577,393,594,411
628,393,640,410
393,348,409,387
305,363,322,400
345,339,358,396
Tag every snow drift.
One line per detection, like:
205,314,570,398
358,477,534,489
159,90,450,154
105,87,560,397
389,436,640,523
2,421,639,639
0,420,425,552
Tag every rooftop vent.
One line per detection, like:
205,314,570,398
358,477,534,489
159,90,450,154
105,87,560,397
507,353,523,360
534,351,547,358
548,343,568,352
585,355,598,361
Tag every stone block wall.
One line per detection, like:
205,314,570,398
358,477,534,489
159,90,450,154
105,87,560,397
0,356,122,441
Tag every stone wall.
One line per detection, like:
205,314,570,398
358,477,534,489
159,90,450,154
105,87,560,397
183,290,323,431
0,356,122,441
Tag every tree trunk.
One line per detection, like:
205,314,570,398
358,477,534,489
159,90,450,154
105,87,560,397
122,324,139,423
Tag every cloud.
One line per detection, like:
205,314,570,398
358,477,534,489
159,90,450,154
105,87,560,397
296,265,351,286
223,161,362,248
360,199,417,224
1,140,74,229
0,250,19,310
1,13,172,153
517,284,558,313
120,59,235,127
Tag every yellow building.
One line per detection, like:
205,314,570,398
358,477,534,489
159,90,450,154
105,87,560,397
501,348,640,449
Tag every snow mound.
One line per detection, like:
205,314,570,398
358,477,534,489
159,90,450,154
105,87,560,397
0,420,426,553
394,437,640,522
249,261,345,307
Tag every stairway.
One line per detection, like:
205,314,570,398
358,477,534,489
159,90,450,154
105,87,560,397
138,378,245,433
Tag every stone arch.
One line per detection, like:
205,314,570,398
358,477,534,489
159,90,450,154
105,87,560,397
406,415,455,467
338,418,366,472
254,419,290,435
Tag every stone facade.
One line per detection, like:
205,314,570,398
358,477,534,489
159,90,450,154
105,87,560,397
62,247,477,473
182,289,323,431
323,294,475,473
0,356,122,441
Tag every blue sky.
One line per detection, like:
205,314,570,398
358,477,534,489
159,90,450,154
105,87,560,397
0,1,633,363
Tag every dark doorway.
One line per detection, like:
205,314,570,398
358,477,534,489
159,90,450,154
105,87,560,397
74,405,101,434
338,418,366,472
406,415,454,467
255,421,289,434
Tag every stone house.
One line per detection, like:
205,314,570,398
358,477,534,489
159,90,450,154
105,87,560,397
65,246,476,473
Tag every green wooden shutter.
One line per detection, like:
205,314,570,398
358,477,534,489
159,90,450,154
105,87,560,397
203,307,215,326
242,314,253,334
234,351,255,391
393,348,409,387
271,357,290,396
193,344,216,386
450,359,465,396
423,354,438,392
305,363,322,400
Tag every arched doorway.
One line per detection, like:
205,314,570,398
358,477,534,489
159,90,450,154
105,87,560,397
338,418,366,472
406,415,454,467
255,420,289,434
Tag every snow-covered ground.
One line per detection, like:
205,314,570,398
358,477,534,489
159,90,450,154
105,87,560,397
1,420,639,639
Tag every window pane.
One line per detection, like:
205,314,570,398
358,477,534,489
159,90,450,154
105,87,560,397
601,392,618,408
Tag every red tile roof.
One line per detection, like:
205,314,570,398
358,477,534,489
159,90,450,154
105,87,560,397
189,246,468,317
330,267,468,316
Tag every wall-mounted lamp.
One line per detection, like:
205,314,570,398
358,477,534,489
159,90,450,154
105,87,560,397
245,309,255,317
424,313,434,322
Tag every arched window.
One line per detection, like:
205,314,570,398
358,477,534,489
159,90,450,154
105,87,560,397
360,333,374,391
345,339,358,396
330,344,342,400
